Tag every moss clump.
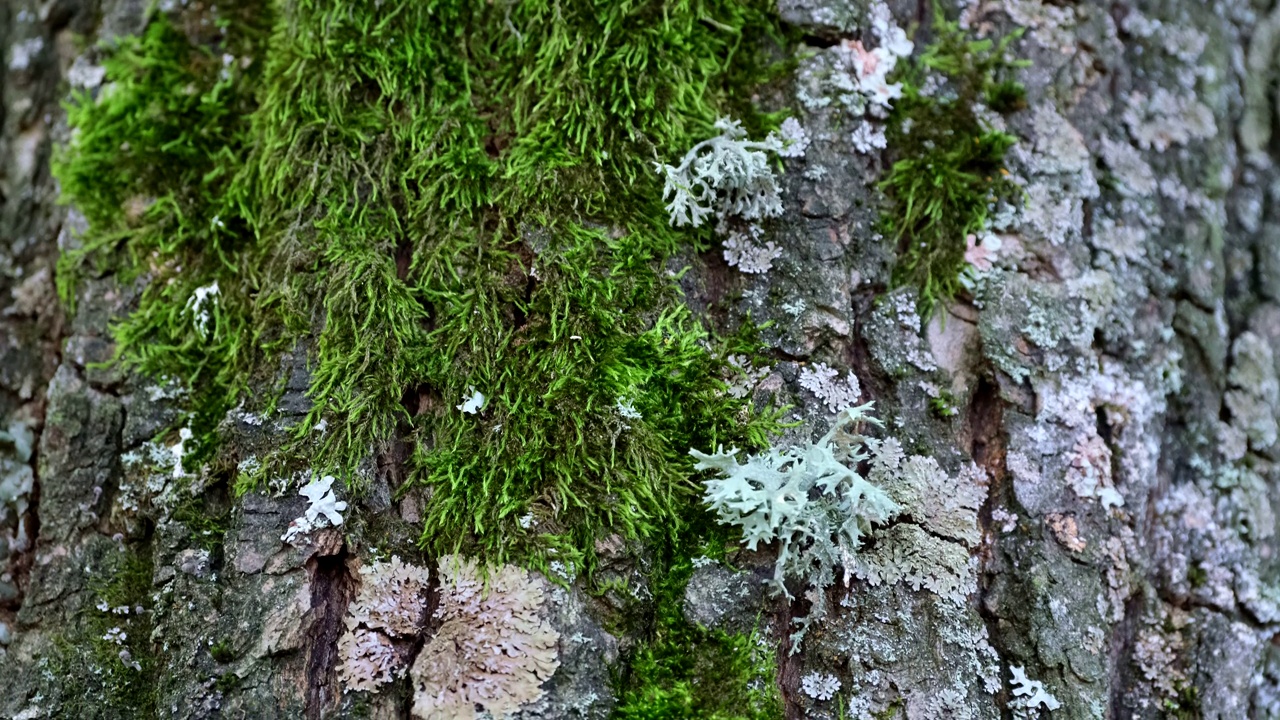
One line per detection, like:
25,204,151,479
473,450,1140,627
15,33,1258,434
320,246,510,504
928,391,959,418
47,546,157,717
881,8,1025,315
171,477,233,553
208,638,235,664
612,547,782,720
56,1,791,570
214,671,239,693
56,4,268,397
1163,682,1200,718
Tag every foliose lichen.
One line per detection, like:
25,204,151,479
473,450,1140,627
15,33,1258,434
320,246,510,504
410,555,559,720
337,556,432,693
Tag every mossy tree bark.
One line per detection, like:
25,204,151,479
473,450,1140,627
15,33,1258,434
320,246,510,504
3,0,1280,718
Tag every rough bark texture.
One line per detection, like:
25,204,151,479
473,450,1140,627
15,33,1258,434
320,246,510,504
3,0,1280,718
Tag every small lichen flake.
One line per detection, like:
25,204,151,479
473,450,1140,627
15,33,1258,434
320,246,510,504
1008,665,1062,718
281,474,348,544
801,671,841,701
184,281,219,339
798,363,862,414
456,386,485,414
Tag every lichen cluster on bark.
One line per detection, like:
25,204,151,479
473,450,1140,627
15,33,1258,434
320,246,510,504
3,0,1280,718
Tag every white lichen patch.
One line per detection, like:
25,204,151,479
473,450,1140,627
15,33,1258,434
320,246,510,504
410,555,559,720
1134,607,1190,704
1066,431,1123,510
7,37,43,72
919,684,977,720
801,671,841,701
851,523,976,606
1008,665,1062,718
0,422,35,544
456,387,485,414
1122,88,1216,152
850,122,887,154
281,474,348,544
338,556,432,693
865,290,938,374
67,56,107,90
1091,217,1148,266
1224,331,1279,449
848,454,988,606
1100,137,1157,198
991,507,1018,534
117,426,197,516
798,363,862,414
722,225,783,274
795,1,912,119
185,281,220,338
614,397,642,425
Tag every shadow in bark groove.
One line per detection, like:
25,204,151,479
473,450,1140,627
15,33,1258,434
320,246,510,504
773,595,806,720
968,373,1014,711
304,544,356,719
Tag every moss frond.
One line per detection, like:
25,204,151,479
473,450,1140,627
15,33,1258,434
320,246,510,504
56,0,791,570
881,7,1026,315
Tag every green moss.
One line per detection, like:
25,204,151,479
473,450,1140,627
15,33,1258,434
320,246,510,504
928,391,959,418
56,3,269,395
1163,682,1201,718
208,638,235,664
172,490,233,553
56,1,791,570
611,542,782,720
214,671,240,693
1186,563,1208,588
47,545,158,717
881,7,1025,315
613,625,780,720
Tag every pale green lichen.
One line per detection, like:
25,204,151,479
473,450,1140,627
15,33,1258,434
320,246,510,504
0,422,35,544
692,403,899,599
694,399,989,649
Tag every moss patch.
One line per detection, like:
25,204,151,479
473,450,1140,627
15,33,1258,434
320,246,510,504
611,539,782,720
47,545,157,717
881,8,1025,315
56,1,790,570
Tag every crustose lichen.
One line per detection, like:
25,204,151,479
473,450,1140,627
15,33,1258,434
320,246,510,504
337,556,432,693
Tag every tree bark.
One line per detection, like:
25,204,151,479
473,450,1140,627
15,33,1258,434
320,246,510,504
3,0,1279,718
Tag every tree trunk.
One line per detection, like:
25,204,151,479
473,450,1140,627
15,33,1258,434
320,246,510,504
2,0,1278,718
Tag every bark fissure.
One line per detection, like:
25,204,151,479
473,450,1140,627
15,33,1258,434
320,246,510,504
304,546,355,720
